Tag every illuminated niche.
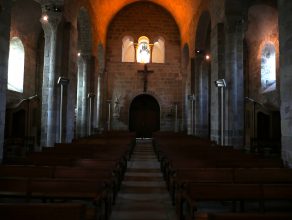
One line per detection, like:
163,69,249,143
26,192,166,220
122,36,135,62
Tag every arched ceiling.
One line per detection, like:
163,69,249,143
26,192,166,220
87,0,202,45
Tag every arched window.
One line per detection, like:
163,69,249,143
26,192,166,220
261,43,276,93
152,37,165,63
8,37,25,93
137,36,150,63
122,36,135,62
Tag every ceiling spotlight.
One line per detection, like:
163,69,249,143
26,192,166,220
77,52,81,57
205,54,210,60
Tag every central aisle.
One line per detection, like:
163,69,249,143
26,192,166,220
110,139,177,220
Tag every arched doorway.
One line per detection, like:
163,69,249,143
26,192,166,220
129,94,160,138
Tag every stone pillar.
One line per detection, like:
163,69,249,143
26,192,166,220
210,23,225,144
40,6,62,147
76,54,91,137
194,55,210,137
0,0,12,160
95,73,103,130
224,18,245,148
279,0,292,167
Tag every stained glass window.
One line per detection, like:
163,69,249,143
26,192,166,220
137,36,150,63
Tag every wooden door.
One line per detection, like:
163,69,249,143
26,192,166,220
129,94,160,138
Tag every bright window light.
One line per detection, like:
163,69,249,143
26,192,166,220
8,37,25,93
261,43,276,93
152,37,165,63
122,36,135,62
137,36,150,63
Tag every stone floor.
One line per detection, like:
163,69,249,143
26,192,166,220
110,139,177,220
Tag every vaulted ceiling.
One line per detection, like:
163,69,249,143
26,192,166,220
87,0,203,44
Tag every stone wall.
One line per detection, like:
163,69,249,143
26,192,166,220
7,0,42,106
244,3,280,147
105,2,182,131
279,0,292,167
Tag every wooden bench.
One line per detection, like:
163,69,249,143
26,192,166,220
0,165,54,178
171,168,234,205
0,177,110,220
0,203,86,220
179,183,292,220
194,212,292,220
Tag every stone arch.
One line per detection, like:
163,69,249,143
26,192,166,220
195,11,211,51
129,90,162,111
77,7,92,54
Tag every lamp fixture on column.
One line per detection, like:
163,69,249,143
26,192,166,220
215,79,226,88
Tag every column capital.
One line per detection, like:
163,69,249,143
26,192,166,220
80,53,93,61
194,53,205,62
40,10,62,33
37,1,63,33
225,17,246,34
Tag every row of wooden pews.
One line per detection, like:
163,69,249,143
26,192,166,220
153,132,292,220
0,131,136,220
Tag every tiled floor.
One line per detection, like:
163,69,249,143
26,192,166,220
110,140,177,220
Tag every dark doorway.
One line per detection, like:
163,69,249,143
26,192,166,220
129,94,160,138
257,111,270,141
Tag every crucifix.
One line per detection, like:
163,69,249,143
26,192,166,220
137,64,154,92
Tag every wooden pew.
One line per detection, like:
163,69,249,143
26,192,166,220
171,168,292,205
179,183,292,220
171,168,234,205
194,212,292,220
0,165,54,178
0,177,29,200
233,168,292,183
0,177,109,220
54,166,118,203
0,203,86,220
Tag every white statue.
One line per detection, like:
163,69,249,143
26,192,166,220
113,96,121,118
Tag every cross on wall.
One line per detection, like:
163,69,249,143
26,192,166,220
137,64,154,92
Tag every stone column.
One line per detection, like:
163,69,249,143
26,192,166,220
0,0,12,160
210,23,225,144
194,54,210,137
40,6,62,147
224,18,245,148
96,74,102,129
279,0,292,167
76,54,90,137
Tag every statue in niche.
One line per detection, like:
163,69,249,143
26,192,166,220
113,95,121,118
